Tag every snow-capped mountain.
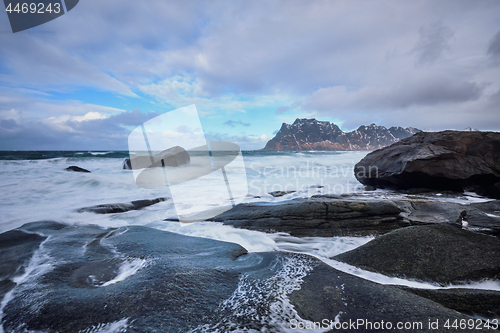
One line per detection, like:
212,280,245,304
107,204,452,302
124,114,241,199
263,118,421,151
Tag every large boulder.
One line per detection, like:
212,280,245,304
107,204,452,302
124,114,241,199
334,224,500,285
354,131,500,198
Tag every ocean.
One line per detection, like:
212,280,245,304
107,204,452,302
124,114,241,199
0,150,368,233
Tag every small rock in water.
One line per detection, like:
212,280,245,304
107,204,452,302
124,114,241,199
65,166,91,173
77,197,168,214
269,190,295,197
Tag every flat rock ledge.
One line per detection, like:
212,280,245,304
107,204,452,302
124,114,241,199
334,224,500,286
207,197,404,237
398,287,500,320
289,261,480,333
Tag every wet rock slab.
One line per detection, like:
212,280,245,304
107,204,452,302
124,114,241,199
289,261,479,333
1,222,248,332
208,197,404,237
398,287,500,320
334,224,500,285
0,221,484,333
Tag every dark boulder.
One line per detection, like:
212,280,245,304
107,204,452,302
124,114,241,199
65,166,91,173
399,287,500,319
354,130,500,198
208,197,404,237
123,146,190,170
289,260,480,332
334,224,500,285
77,197,168,214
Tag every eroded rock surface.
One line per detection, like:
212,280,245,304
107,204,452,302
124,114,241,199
334,224,500,285
208,197,404,236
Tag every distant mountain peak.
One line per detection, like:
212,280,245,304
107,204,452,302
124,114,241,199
263,118,421,151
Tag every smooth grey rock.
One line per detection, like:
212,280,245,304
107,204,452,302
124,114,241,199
269,190,295,197
77,197,168,214
289,261,479,333
393,198,500,236
399,287,500,320
334,224,500,285
1,223,483,333
208,197,403,237
0,230,46,298
355,130,500,198
2,222,249,333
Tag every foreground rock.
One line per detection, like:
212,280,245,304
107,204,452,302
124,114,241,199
65,166,90,173
334,224,500,285
123,146,190,170
2,222,247,332
355,130,500,198
0,222,479,332
77,197,168,214
0,230,46,299
289,262,478,333
399,287,500,320
207,196,404,236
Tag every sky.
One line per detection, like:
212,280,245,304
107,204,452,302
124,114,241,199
0,0,499,150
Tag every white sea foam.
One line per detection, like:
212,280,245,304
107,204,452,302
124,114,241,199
151,221,278,253
188,255,330,333
90,152,112,156
0,238,55,333
485,213,500,218
78,318,129,333
101,258,146,287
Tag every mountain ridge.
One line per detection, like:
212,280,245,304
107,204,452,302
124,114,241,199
262,118,421,151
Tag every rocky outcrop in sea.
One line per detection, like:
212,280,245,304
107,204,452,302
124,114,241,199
263,118,420,151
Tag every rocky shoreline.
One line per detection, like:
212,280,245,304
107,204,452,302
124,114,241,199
1,130,500,332
1,219,498,333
